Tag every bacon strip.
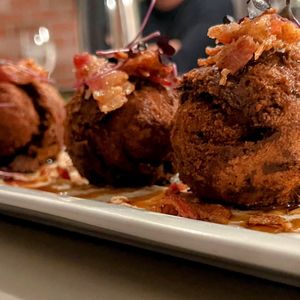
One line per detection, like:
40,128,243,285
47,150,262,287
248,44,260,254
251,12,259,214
73,50,177,114
199,10,300,83
160,189,231,224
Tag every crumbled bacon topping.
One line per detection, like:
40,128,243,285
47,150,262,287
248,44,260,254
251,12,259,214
74,53,134,114
161,190,232,224
73,0,178,114
73,50,177,114
247,213,292,233
198,9,300,85
120,50,177,87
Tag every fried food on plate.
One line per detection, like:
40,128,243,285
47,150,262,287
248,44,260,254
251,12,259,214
172,10,300,208
0,59,65,173
65,48,179,186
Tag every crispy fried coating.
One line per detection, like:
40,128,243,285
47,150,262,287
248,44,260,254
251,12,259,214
0,81,65,172
172,11,300,208
172,45,300,208
0,83,39,157
65,84,178,186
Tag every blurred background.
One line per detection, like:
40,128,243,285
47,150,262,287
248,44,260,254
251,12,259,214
0,0,299,90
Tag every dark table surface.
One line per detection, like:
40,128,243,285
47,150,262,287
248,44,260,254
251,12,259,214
0,215,299,300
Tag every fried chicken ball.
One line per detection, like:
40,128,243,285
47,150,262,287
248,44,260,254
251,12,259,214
65,50,178,186
172,11,300,208
66,83,178,186
0,60,66,173
0,82,39,158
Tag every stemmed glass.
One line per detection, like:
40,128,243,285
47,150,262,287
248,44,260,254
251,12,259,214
19,26,57,75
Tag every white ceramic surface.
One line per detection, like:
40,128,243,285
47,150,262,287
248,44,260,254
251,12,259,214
0,185,299,286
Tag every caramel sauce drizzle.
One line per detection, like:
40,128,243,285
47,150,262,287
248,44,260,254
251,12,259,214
4,179,300,234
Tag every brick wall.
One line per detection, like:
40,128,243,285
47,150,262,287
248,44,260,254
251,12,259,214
0,0,79,89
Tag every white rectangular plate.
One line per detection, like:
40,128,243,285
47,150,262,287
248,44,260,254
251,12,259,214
0,185,299,287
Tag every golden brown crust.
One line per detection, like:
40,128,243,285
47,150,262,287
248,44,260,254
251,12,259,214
0,82,40,157
0,81,66,173
199,10,300,77
172,45,300,208
65,84,179,186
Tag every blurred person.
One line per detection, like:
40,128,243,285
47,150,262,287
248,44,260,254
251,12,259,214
84,0,233,73
141,0,234,73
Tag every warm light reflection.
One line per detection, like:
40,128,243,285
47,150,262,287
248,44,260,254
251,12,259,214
106,0,116,10
33,26,50,46
122,0,133,6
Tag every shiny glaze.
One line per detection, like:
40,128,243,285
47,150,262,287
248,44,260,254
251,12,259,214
22,181,300,234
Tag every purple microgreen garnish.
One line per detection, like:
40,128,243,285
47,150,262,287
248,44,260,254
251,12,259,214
138,31,161,45
96,31,161,58
88,60,125,83
95,0,174,62
156,36,176,56
88,0,177,90
96,48,130,58
126,0,157,48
